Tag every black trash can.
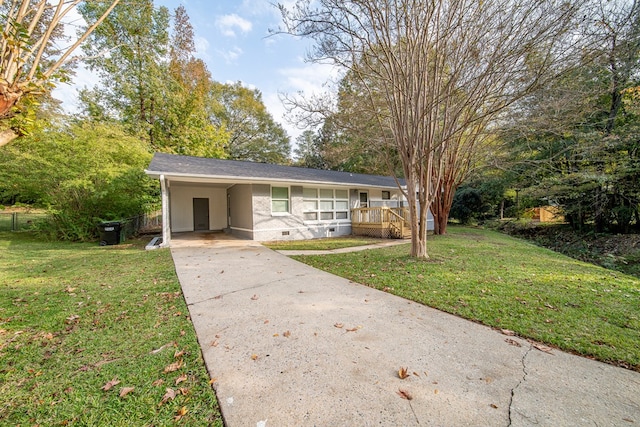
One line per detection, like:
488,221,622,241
99,221,123,246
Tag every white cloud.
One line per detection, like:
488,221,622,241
194,36,212,61
279,61,342,95
217,46,244,64
216,14,253,37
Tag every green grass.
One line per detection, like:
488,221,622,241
264,236,385,250
293,226,640,370
0,232,222,426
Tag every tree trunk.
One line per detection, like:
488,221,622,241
405,178,429,258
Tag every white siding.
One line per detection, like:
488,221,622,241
170,184,227,232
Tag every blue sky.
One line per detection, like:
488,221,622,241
55,0,338,142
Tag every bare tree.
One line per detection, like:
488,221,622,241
280,0,584,257
0,0,120,147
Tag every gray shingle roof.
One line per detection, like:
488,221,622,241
146,153,404,189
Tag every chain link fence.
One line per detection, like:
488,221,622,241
0,212,48,231
0,211,162,235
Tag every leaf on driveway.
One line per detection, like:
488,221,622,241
283,330,291,338
251,294,259,300
119,387,134,398
334,323,344,328
397,389,413,400
398,367,409,379
101,378,120,391
500,329,515,336
532,342,554,354
164,360,183,373
505,338,522,347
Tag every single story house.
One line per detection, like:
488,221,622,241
145,152,434,246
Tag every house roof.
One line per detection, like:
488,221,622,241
146,153,404,189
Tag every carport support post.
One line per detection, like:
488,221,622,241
160,174,171,247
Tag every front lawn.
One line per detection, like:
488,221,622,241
293,227,640,370
264,236,384,250
0,232,222,426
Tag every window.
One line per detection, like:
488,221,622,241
303,188,349,221
271,186,289,213
382,191,391,200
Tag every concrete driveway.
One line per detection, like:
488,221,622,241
170,233,640,426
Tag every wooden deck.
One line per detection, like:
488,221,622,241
351,207,411,239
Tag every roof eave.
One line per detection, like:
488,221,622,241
144,170,404,190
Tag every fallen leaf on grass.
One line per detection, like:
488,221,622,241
174,349,185,359
398,367,410,379
505,338,522,347
65,315,80,324
151,342,175,354
397,389,413,400
164,360,183,373
175,374,187,385
152,379,164,387
174,406,188,421
161,388,176,405
119,387,134,398
101,378,120,391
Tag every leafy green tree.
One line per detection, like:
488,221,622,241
450,187,485,225
79,0,169,147
0,121,155,240
211,81,291,164
293,130,325,168
497,0,640,233
79,2,229,157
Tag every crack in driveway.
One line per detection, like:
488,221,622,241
508,344,533,426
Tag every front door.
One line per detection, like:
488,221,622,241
359,191,369,208
193,198,209,231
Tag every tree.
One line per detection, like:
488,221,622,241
496,0,640,233
211,81,291,164
0,0,120,147
280,0,583,257
293,129,325,168
0,120,155,240
79,0,169,146
79,3,228,157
